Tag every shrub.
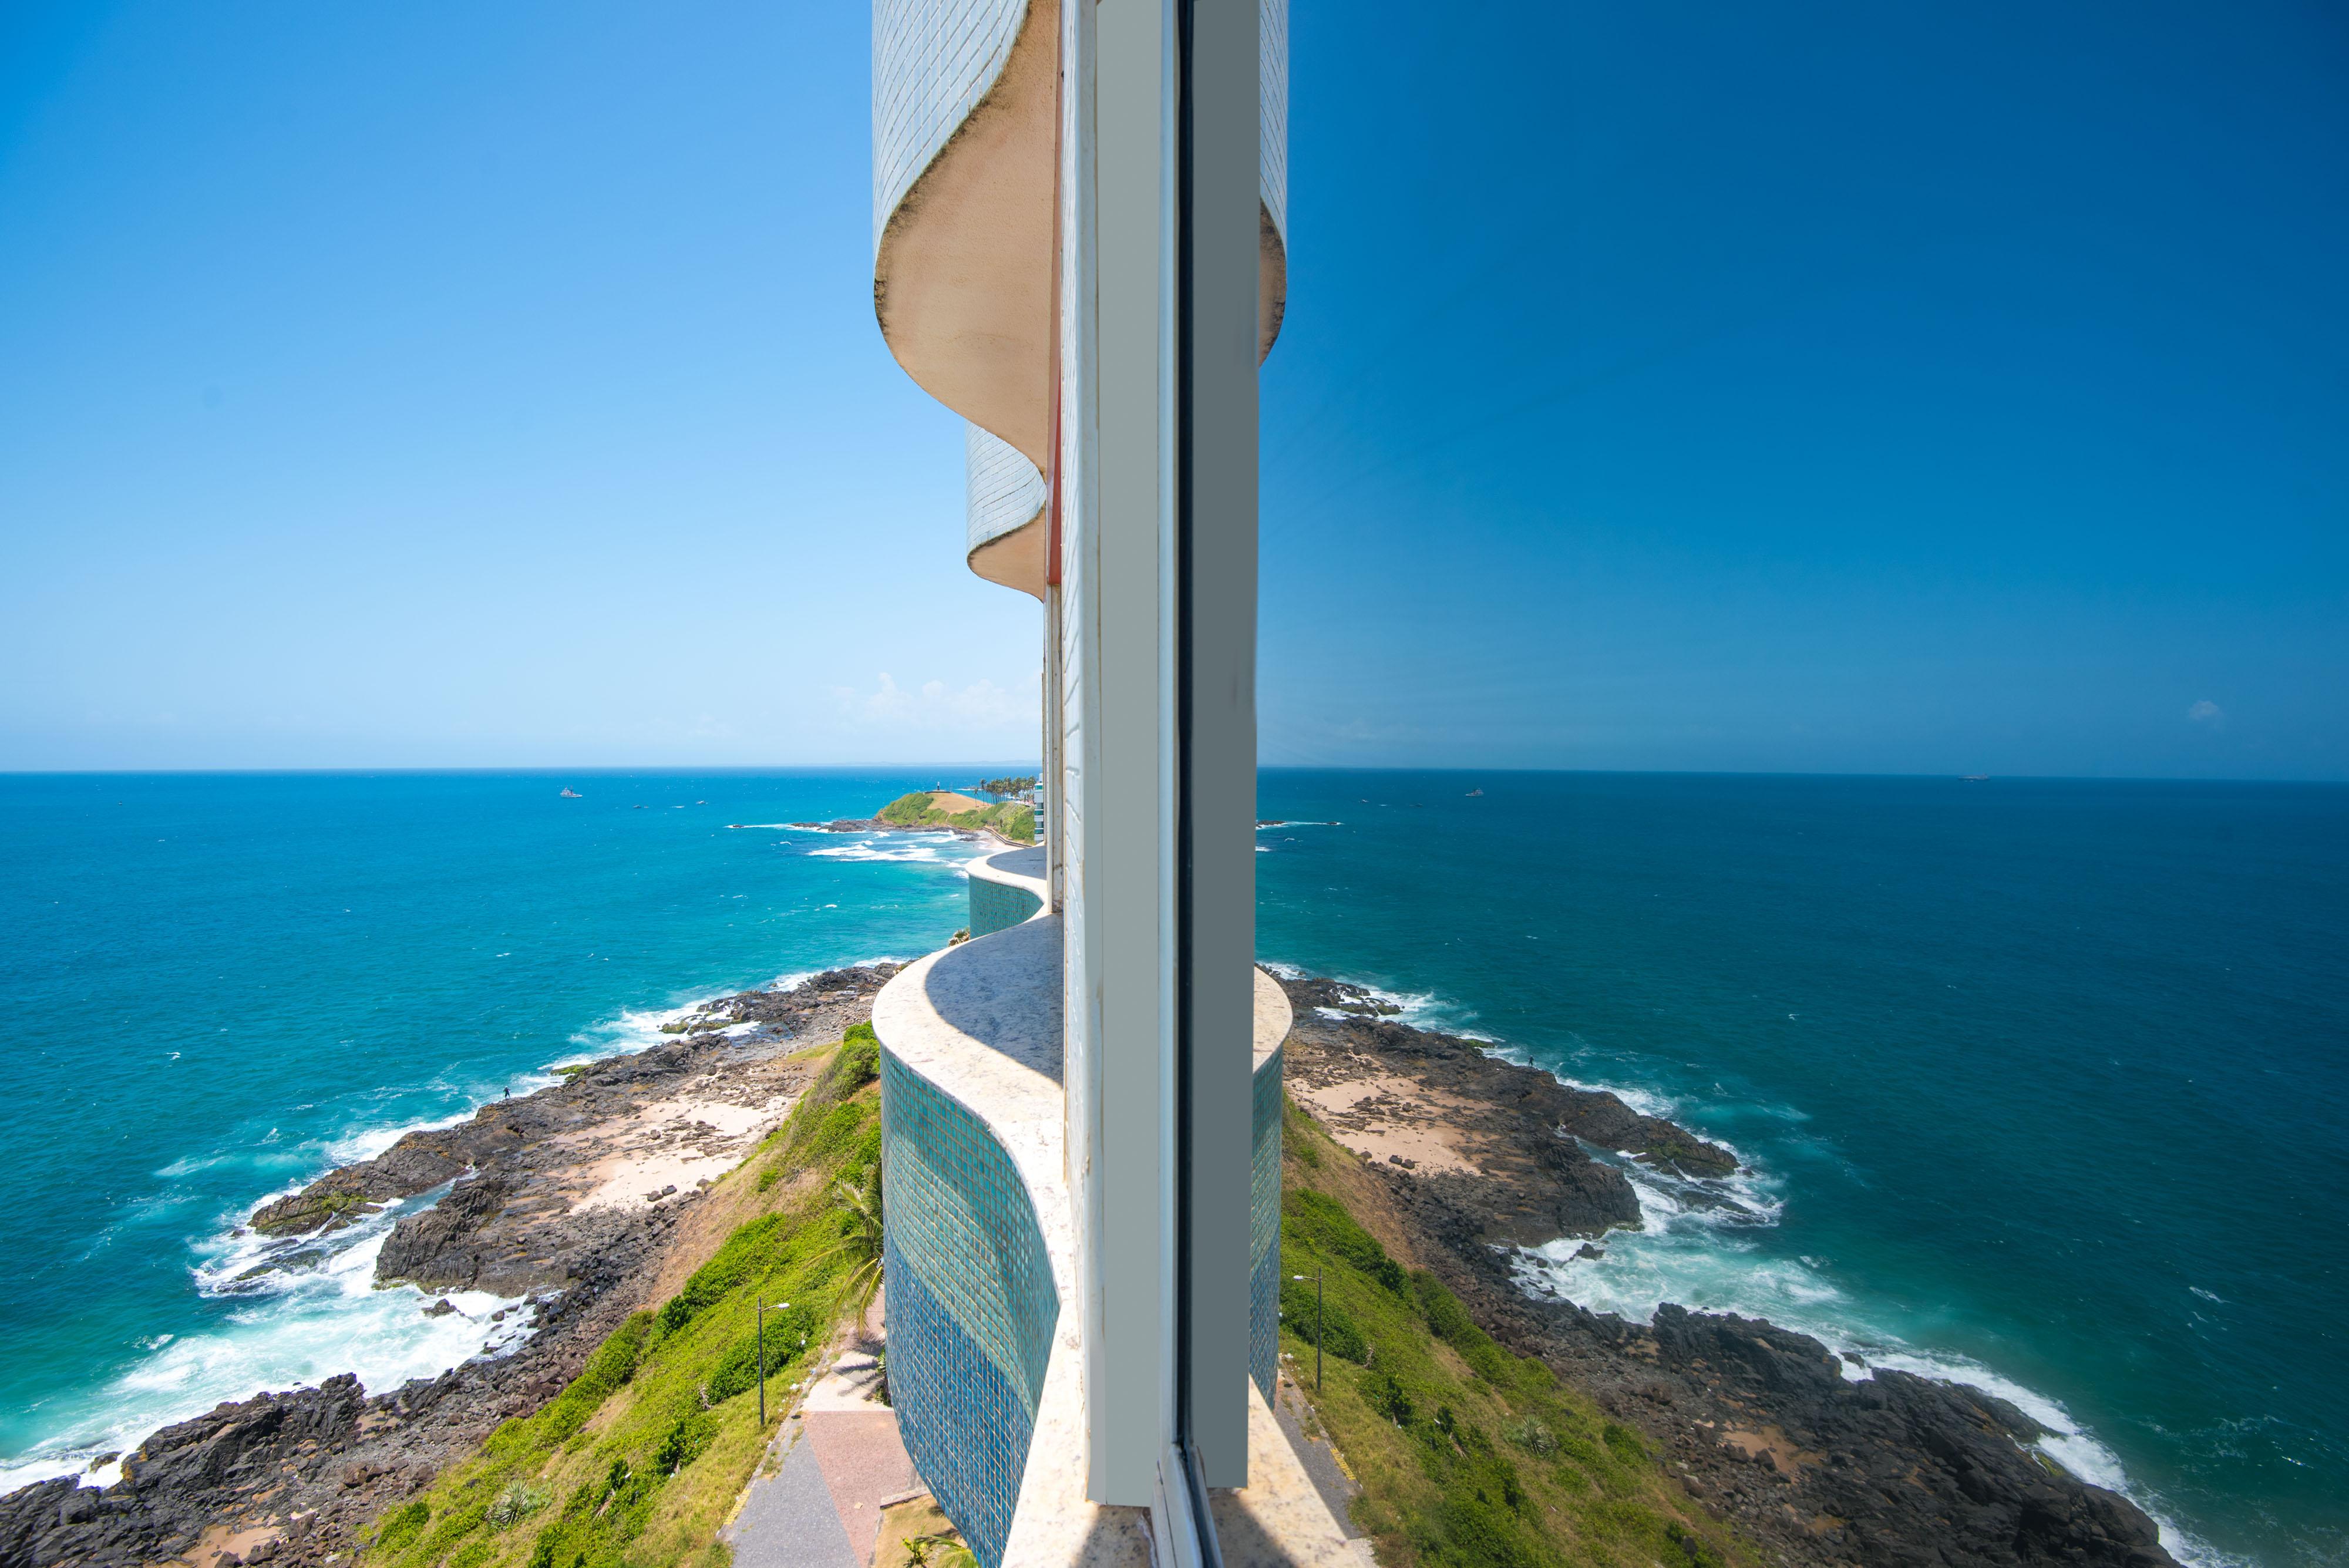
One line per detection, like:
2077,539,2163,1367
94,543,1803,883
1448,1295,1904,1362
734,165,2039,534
497,1311,651,1451
1412,1271,1517,1384
1603,1421,1647,1462
657,1216,785,1337
1290,1190,1406,1294
375,1500,430,1550
1505,1416,1559,1455
655,1412,717,1476
1279,1276,1367,1362
1368,1368,1415,1425
837,1022,880,1092
483,1482,546,1530
704,1305,817,1403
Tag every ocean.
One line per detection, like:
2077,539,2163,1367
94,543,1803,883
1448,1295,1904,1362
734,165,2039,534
1,770,2340,1566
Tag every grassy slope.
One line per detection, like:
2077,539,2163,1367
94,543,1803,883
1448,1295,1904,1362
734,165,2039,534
358,1033,1747,1568
364,1028,887,1568
1279,1097,1755,1568
876,792,1036,844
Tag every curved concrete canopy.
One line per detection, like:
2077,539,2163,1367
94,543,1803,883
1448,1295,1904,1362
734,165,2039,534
874,0,1059,472
967,423,1049,600
874,0,1290,598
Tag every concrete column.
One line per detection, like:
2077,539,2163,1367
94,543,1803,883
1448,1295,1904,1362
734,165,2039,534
1073,0,1175,1509
1068,0,1261,1525
1177,0,1260,1493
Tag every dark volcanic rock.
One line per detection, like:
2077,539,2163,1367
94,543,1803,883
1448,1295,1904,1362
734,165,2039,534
1636,1307,2170,1567
0,964,900,1568
238,965,900,1303
1277,974,1738,1251
375,1175,512,1291
0,1377,365,1568
247,1107,535,1237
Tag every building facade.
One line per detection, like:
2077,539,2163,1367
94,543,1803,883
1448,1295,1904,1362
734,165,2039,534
864,2,1346,1564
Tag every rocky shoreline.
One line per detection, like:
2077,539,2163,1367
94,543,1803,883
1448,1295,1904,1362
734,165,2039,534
4,963,2180,1568
1277,974,2177,1568
773,816,1018,847
0,967,896,1568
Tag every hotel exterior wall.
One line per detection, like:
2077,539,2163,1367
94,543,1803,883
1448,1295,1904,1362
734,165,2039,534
873,919,1067,1567
880,1049,1056,1568
1250,1044,1283,1405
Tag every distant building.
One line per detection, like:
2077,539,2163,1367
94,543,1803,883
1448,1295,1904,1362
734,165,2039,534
864,2,1349,1564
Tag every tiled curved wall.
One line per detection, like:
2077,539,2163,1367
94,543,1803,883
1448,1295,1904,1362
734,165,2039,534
966,423,1046,557
1249,1044,1283,1405
874,0,1285,255
877,0,1287,571
871,0,1031,251
968,876,1044,940
881,1049,1059,1568
1260,0,1288,244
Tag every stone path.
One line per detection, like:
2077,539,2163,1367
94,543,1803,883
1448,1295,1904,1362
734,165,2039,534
726,1349,919,1568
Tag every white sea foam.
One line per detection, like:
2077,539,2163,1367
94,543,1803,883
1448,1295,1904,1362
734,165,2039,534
806,834,956,864
0,1201,533,1495
321,1106,477,1170
0,980,756,1490
1263,958,1486,1039
1512,1149,2239,1568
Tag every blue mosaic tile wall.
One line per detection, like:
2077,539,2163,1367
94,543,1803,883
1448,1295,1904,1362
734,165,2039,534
881,1050,1059,1568
1250,1045,1284,1405
967,875,1042,940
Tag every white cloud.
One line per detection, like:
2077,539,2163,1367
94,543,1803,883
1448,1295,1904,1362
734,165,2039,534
832,672,1033,735
2187,699,2225,725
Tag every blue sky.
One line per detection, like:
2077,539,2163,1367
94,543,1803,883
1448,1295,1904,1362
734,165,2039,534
3,2,2343,778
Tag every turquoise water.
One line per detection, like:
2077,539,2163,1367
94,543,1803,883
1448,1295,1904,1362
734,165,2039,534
1256,771,2347,1568
1,770,2340,1566
0,770,977,1492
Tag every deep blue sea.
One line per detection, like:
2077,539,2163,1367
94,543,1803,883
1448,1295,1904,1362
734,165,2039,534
2,770,2341,1566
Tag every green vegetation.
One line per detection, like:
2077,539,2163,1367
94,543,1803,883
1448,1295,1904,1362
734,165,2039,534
972,776,1036,798
876,791,1036,844
363,1030,889,1568
1279,1098,1751,1568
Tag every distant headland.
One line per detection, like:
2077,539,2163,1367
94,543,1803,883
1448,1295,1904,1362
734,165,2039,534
773,789,1038,846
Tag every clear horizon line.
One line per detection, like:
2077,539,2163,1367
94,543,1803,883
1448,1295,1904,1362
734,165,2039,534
0,763,2341,786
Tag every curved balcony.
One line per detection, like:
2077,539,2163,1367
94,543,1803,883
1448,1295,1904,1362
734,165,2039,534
874,0,1290,597
967,843,1048,938
873,921,1311,1564
875,916,1069,1568
965,424,1047,599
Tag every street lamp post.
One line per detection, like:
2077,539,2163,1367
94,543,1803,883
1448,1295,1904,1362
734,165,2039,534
1293,1266,1324,1392
757,1300,790,1424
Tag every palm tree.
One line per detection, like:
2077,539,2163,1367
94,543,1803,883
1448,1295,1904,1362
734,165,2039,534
820,1159,885,1330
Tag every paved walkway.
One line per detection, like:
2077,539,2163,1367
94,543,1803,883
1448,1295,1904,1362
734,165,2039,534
1272,1370,1368,1542
728,1350,920,1568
